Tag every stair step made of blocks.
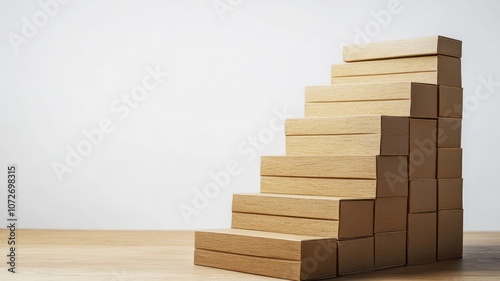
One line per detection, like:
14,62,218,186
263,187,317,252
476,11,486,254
330,55,461,87
343,36,461,62
286,116,409,156
261,155,407,180
231,193,374,238
375,231,407,270
194,228,337,280
305,82,437,118
260,176,407,198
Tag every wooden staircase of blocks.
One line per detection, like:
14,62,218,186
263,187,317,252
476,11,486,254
194,35,464,280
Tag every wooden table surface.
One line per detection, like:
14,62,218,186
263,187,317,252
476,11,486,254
0,230,499,280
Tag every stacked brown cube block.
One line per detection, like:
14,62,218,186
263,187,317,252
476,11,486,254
194,36,463,280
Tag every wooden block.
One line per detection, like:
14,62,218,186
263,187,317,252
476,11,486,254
343,36,462,62
286,134,409,156
232,198,373,238
233,193,374,221
306,84,438,118
286,115,409,136
438,178,463,210
195,230,338,281
331,70,461,87
437,209,463,260
374,197,407,233
409,180,437,213
439,86,463,117
410,118,437,150
409,147,437,180
232,212,341,237
437,117,462,148
305,83,437,119
437,148,462,179
260,176,408,198
375,231,407,270
332,55,460,80
338,237,375,275
261,155,408,180
407,212,437,265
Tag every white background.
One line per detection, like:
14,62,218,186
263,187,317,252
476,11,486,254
0,0,498,231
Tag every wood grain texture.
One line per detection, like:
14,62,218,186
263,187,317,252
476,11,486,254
0,230,499,280
286,134,409,156
343,36,462,62
261,155,408,180
260,176,378,198
194,229,337,280
331,71,439,86
285,116,409,136
231,212,341,237
305,82,413,102
305,100,412,117
232,193,373,220
332,56,441,77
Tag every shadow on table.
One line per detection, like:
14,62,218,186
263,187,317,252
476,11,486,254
325,244,500,280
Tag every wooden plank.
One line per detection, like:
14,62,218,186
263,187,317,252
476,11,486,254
305,83,438,118
286,133,409,156
260,155,408,180
231,212,341,237
439,86,463,117
331,55,461,87
407,212,437,265
260,176,408,198
195,248,337,281
409,180,437,213
232,193,374,220
331,71,462,87
338,237,375,275
375,231,407,270
374,197,408,233
286,115,409,136
232,194,374,239
437,209,464,260
195,228,335,261
438,178,463,210
343,36,462,62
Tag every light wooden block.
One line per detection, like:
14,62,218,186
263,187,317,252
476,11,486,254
407,212,437,265
286,115,409,136
332,55,460,81
305,83,438,119
261,155,408,180
343,36,462,62
374,197,408,233
286,134,408,156
438,178,463,210
439,86,463,117
260,176,408,198
438,117,462,148
437,148,462,179
409,180,437,213
331,70,461,87
195,229,337,280
338,237,375,275
232,193,374,221
232,212,340,237
374,231,407,270
437,209,463,260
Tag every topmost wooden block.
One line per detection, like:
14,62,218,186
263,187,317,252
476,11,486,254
343,36,462,62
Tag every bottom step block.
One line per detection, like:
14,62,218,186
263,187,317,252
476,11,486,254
338,236,374,275
375,231,406,270
194,229,337,280
438,209,463,260
407,212,437,265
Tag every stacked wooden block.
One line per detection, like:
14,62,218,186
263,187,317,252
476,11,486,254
194,36,463,280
